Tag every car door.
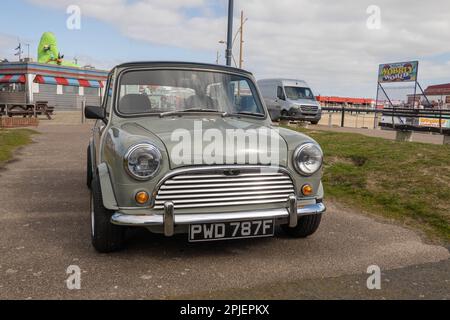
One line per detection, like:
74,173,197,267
276,86,290,114
262,85,280,120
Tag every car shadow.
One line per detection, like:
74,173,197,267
121,226,281,258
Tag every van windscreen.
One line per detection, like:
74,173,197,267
284,86,315,100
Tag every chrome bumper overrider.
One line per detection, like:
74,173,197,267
111,197,326,237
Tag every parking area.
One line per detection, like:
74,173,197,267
0,122,448,299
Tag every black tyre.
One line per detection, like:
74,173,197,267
281,214,322,238
90,175,125,253
86,146,93,189
311,120,319,125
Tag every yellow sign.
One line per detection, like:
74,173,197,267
419,118,450,128
378,61,418,83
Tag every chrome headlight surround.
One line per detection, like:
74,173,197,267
293,142,323,176
124,143,162,181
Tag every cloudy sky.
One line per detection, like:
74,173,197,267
1,0,450,97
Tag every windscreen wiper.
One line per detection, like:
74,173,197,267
160,108,227,117
227,111,265,118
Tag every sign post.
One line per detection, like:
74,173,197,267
376,61,420,129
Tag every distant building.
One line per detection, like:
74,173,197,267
406,83,450,108
316,95,374,108
0,61,108,109
424,83,450,108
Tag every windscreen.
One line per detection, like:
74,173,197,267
117,69,265,116
284,86,315,100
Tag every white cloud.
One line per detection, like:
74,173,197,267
20,0,450,96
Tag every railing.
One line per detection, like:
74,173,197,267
319,106,450,134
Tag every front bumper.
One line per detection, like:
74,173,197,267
111,197,326,237
288,109,321,121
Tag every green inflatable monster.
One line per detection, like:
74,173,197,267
37,32,79,67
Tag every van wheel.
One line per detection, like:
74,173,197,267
311,120,319,125
281,214,322,238
91,175,125,253
86,146,93,189
280,110,289,122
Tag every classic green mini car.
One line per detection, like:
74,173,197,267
85,62,325,253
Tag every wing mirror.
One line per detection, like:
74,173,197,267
84,106,105,120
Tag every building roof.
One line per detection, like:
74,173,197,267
424,83,450,95
316,95,374,104
0,61,108,81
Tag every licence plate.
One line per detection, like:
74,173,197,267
189,219,275,242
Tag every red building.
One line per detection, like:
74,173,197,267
316,96,374,107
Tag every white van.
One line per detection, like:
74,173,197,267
257,79,322,123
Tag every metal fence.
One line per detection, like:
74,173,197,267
320,106,450,135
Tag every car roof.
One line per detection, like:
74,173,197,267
110,61,253,76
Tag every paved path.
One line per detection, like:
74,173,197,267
0,123,448,299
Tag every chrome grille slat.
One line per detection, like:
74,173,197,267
160,180,292,190
157,185,295,194
155,194,291,205
156,189,294,200
165,176,290,184
154,199,290,210
154,168,295,210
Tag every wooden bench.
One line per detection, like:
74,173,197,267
36,101,54,120
0,102,54,120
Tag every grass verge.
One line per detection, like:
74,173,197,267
0,129,36,167
287,127,450,243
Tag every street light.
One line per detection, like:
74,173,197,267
219,11,248,68
225,0,234,67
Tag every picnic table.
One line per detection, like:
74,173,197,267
0,101,54,120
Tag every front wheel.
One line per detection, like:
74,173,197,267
281,214,322,238
90,175,125,253
310,120,319,125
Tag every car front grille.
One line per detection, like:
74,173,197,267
300,105,319,113
153,168,295,210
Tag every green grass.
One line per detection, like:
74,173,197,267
0,129,36,166
287,127,450,243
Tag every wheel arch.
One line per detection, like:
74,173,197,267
96,163,119,211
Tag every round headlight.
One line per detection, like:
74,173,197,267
293,143,323,176
124,143,161,180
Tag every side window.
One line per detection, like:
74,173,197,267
230,80,261,113
277,86,286,100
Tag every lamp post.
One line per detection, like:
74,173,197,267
238,10,245,69
219,11,248,68
225,0,234,66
